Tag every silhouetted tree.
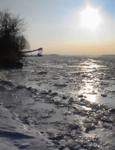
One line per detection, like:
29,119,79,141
0,10,28,68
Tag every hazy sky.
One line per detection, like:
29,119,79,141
0,0,115,54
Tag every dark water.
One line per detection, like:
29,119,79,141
0,55,115,150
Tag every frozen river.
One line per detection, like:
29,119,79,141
0,55,115,150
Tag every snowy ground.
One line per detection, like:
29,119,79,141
0,55,115,150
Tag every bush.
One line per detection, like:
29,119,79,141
0,10,28,68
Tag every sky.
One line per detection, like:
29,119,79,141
0,0,115,55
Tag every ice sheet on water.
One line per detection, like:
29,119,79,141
0,55,115,149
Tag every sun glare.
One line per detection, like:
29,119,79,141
80,5,102,31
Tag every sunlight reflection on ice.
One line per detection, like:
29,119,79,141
78,59,100,103
79,59,100,72
85,94,97,103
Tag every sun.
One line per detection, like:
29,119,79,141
80,5,102,31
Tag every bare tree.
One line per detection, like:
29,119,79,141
0,10,28,68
